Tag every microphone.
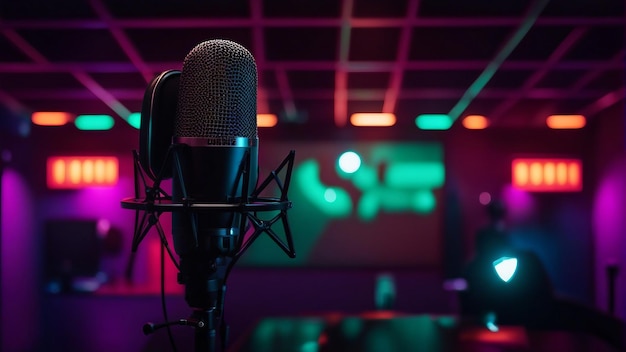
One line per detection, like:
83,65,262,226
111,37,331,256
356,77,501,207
122,39,295,352
171,39,259,310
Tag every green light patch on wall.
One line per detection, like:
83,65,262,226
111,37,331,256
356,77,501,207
298,142,445,221
127,112,142,129
385,162,445,189
415,114,453,130
238,141,445,268
294,159,352,217
74,114,115,130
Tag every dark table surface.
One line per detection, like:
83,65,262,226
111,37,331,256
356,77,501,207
229,311,622,352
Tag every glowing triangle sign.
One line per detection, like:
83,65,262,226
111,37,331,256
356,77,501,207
493,257,518,282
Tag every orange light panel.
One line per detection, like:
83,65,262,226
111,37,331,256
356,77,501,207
257,113,278,127
47,156,118,189
512,158,582,192
350,113,396,127
32,112,73,126
462,115,489,129
546,115,586,129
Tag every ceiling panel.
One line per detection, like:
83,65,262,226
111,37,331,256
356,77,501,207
0,0,622,133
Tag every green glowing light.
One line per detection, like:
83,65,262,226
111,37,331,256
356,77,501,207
324,188,338,202
385,162,445,188
74,114,115,130
300,341,318,352
436,316,457,329
415,114,453,130
375,273,396,310
350,164,378,190
295,160,352,217
358,192,379,221
127,112,141,129
340,317,364,340
412,191,436,213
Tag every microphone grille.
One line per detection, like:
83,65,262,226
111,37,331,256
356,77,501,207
175,39,257,141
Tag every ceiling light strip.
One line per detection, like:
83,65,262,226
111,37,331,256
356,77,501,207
334,0,353,127
350,113,396,126
4,16,624,30
489,27,588,125
546,115,586,129
447,0,550,123
462,115,489,129
581,87,626,117
251,0,271,116
88,0,154,83
382,0,419,114
32,112,73,126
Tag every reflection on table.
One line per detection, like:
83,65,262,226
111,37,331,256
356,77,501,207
229,311,621,352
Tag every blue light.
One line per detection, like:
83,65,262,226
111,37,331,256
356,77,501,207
493,257,518,282
485,311,499,332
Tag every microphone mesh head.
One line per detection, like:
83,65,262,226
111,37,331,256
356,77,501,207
175,39,258,141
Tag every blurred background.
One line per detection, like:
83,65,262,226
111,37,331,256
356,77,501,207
0,0,624,351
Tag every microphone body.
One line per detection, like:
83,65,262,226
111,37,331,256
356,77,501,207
171,39,258,309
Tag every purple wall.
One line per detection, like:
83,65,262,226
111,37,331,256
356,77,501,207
1,168,38,352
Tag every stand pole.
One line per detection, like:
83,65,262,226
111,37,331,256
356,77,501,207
607,264,619,315
192,309,216,352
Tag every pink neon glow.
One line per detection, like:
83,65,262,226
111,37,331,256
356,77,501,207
47,156,119,189
512,158,582,192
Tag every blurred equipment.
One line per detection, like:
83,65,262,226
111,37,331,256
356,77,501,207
43,219,103,293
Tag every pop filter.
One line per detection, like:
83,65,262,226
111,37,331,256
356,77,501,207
139,69,180,181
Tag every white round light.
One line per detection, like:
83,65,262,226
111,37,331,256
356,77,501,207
338,151,361,174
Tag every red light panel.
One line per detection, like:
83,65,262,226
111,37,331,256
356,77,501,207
47,156,118,189
512,158,582,192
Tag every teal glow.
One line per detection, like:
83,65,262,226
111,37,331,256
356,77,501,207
300,341,318,352
447,0,550,121
324,188,337,202
295,159,352,217
379,190,413,211
295,143,444,221
74,114,114,130
436,316,457,329
358,192,379,221
340,317,364,340
493,257,518,282
350,164,378,190
415,114,453,130
127,112,141,129
338,151,361,174
249,318,325,352
375,273,396,309
412,190,436,213
486,321,499,332
485,312,499,332
385,162,445,188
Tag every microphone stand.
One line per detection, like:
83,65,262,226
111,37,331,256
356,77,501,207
122,148,296,352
